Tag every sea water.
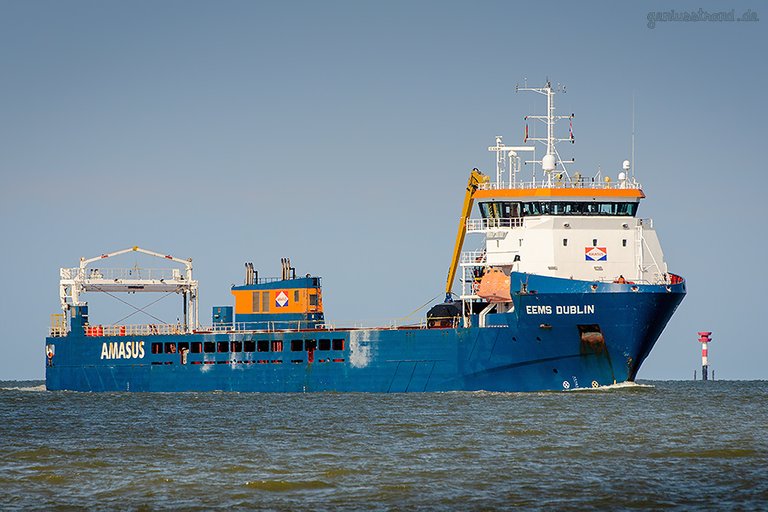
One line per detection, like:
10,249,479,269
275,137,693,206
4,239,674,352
1,381,766,510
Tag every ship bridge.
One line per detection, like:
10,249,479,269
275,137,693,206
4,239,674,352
460,172,664,295
443,81,671,326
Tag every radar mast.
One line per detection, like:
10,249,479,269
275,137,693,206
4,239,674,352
516,80,575,186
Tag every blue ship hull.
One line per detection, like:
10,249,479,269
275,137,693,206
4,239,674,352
45,273,685,392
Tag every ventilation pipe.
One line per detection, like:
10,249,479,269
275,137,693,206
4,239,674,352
245,262,255,285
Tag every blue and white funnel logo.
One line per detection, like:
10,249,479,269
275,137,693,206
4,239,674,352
275,291,289,308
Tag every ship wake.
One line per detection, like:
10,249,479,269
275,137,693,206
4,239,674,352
569,381,655,392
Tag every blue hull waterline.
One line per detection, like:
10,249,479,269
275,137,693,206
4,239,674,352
45,273,685,392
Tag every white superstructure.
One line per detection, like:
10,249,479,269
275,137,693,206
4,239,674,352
458,81,670,301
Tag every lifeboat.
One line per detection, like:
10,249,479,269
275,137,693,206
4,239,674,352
477,268,511,302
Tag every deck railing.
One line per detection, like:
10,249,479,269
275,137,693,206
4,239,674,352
460,251,487,264
466,218,524,232
60,267,186,281
85,324,185,336
50,318,438,337
49,314,67,337
477,179,642,191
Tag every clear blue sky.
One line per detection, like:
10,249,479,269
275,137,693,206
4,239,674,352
1,1,765,380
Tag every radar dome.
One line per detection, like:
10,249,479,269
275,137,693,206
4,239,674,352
542,154,556,172
622,160,631,171
618,172,627,181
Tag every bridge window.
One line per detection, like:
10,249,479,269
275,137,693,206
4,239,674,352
257,340,269,352
204,342,215,353
523,202,543,216
332,339,345,351
480,201,522,219
271,340,283,352
178,342,189,353
252,292,260,313
294,290,299,302
319,338,331,351
191,342,202,353
309,294,318,306
151,342,162,354
244,340,256,352
231,341,243,353
291,339,303,352
550,202,575,215
217,341,228,353
521,201,638,217
305,340,317,351
616,203,637,215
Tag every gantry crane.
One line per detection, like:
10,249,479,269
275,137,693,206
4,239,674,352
58,246,199,333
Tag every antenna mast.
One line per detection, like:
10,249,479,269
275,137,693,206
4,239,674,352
516,79,575,184
632,93,636,180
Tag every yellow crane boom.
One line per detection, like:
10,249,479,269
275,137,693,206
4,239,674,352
445,168,489,301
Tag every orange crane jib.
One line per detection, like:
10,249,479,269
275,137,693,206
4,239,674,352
445,168,489,302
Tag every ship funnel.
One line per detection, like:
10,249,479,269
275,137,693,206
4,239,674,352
279,258,296,280
244,262,255,285
280,257,294,280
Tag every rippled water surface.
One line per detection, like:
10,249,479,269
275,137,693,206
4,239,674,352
1,381,766,510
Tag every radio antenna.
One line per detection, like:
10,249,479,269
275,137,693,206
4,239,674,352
631,93,636,180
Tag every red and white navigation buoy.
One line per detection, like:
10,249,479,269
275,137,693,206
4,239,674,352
697,331,712,381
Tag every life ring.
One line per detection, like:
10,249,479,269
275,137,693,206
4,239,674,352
45,346,54,359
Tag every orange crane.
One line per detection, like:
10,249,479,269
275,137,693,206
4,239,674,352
444,168,489,302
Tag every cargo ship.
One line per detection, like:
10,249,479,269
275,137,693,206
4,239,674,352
44,81,686,392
